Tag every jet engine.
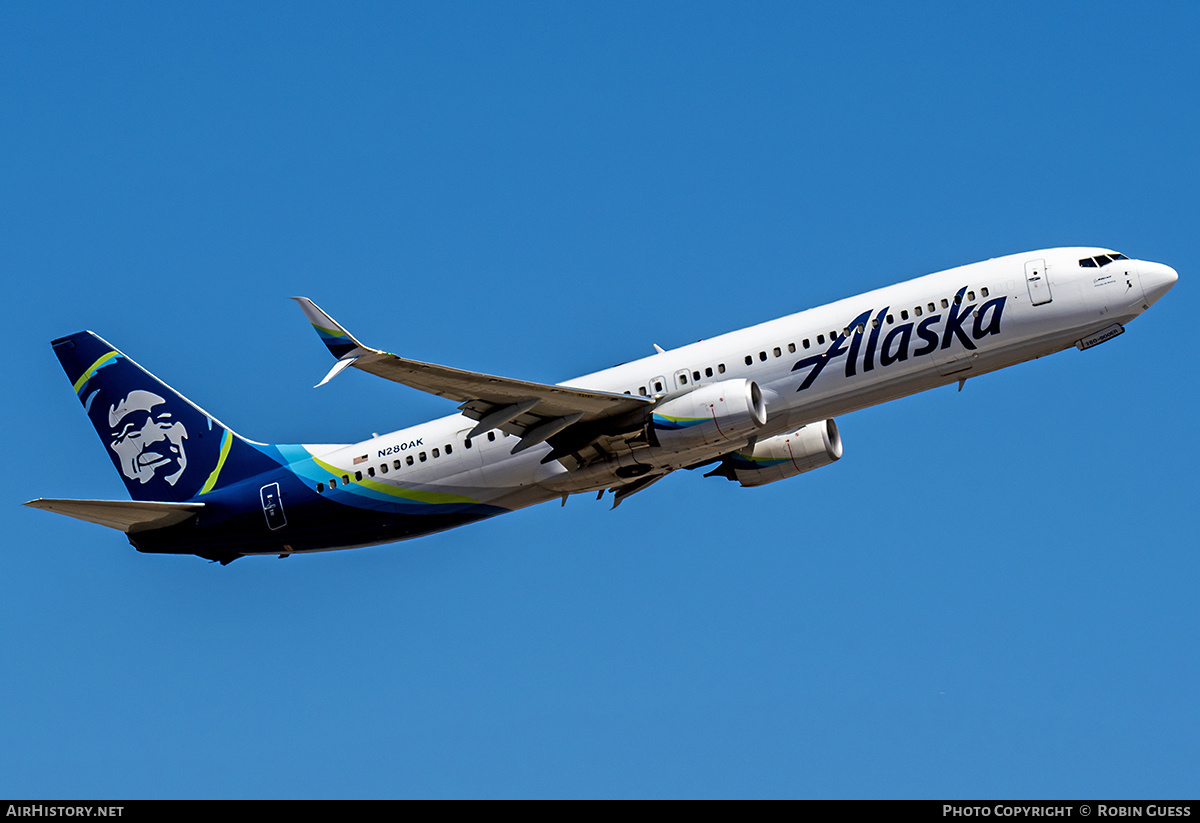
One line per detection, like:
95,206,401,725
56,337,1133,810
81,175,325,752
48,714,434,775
707,420,842,487
649,379,767,451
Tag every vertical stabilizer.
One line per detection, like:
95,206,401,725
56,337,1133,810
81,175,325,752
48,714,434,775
52,331,280,503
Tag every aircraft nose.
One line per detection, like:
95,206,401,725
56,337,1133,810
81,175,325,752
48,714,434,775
1139,261,1179,308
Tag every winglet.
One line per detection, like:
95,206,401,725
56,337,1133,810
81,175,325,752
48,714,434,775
291,297,371,360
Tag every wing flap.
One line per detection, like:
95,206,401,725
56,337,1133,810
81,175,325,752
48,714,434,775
25,498,204,533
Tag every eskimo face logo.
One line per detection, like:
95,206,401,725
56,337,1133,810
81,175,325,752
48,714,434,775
108,390,189,486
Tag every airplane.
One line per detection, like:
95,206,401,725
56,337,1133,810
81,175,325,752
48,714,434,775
25,247,1177,564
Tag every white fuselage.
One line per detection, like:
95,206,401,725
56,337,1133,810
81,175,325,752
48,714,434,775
306,248,1176,516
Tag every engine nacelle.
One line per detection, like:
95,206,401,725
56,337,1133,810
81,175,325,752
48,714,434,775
650,379,767,451
716,419,843,487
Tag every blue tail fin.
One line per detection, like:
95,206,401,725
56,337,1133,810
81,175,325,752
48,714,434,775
52,331,281,503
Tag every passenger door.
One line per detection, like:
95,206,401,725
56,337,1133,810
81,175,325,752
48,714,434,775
1025,258,1052,306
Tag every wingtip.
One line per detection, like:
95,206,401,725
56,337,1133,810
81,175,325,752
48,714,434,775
292,297,367,359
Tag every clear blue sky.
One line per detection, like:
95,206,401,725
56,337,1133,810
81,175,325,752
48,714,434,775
3,2,1197,799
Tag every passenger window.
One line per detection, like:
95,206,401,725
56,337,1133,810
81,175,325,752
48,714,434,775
901,310,909,320
446,444,453,455
679,374,688,385
759,351,767,361
817,334,825,344
639,387,647,396
394,459,402,470
915,306,922,317
406,455,414,466
367,467,375,477
981,287,989,297
718,364,726,373
654,380,664,392
802,339,810,349
355,471,363,481
488,432,496,442
692,370,700,381
928,303,936,312
886,314,893,324
705,367,713,377
317,482,325,492
464,439,472,449
967,291,975,301
380,463,387,474
419,452,427,462
342,475,350,485
941,298,949,309
773,347,781,357
744,355,752,365
432,448,440,458
788,343,796,353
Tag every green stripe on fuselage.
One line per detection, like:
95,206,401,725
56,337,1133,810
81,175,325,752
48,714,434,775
311,456,480,506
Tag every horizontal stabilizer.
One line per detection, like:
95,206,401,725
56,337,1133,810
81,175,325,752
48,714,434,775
24,498,204,533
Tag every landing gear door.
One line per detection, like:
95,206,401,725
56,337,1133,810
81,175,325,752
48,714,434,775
1025,258,1052,306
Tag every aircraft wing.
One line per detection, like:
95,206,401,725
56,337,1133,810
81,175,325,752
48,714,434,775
293,297,653,456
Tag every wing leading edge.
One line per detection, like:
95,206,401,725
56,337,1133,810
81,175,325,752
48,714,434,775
292,297,653,457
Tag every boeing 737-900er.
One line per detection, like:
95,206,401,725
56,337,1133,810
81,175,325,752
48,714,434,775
26,248,1177,564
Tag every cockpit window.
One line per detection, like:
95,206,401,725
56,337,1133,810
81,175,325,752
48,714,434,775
1079,253,1129,268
